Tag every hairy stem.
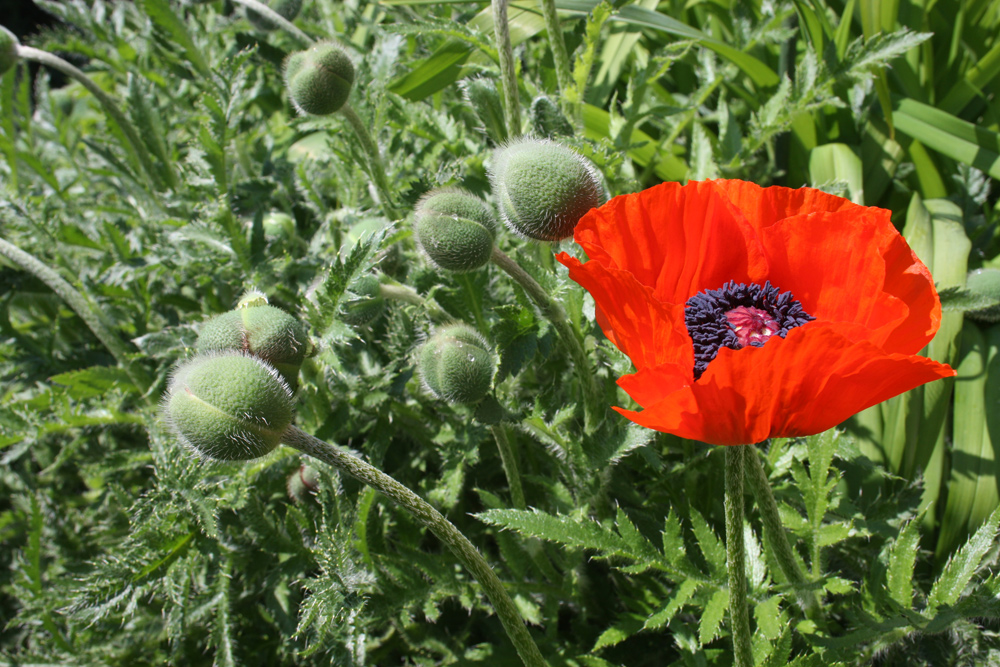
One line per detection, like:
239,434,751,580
745,444,823,620
339,103,401,221
725,445,753,667
491,424,526,510
537,0,571,96
379,282,451,322
282,426,548,667
17,46,160,190
0,236,150,392
490,246,601,432
491,0,522,136
230,0,314,45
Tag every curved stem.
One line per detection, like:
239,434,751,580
379,282,451,323
17,46,160,190
230,0,314,46
491,0,522,136
725,445,753,667
491,424,526,509
281,426,548,667
0,236,151,392
339,103,401,221
537,0,571,96
491,246,601,432
745,444,823,620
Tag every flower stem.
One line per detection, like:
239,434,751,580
338,103,401,221
17,46,160,190
745,444,822,620
379,282,451,323
490,246,601,432
536,0,571,96
229,0,314,46
491,0,521,136
281,426,548,667
725,445,753,667
0,236,151,393
491,424,526,510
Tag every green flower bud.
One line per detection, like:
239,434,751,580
165,353,294,461
284,42,355,116
246,0,303,31
489,138,604,242
529,95,573,138
196,299,310,391
341,274,385,325
461,76,507,144
0,26,19,76
419,325,496,405
966,268,1000,323
287,464,320,503
263,212,297,241
414,188,497,272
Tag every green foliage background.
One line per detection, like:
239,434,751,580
2,0,1000,665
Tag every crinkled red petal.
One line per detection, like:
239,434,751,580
614,322,955,446
711,179,865,227
572,181,768,304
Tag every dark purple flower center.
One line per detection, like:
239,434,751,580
684,281,814,380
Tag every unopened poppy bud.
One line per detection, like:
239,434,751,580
246,0,303,31
414,189,497,272
419,325,496,405
263,212,297,241
0,26,19,76
341,274,385,325
461,77,507,143
165,353,294,461
287,464,320,503
966,268,1000,323
284,42,355,116
489,138,603,241
196,297,311,391
529,96,573,138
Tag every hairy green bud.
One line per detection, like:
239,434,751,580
0,26,19,76
165,353,294,461
196,300,311,391
246,0,303,31
414,188,497,272
529,95,573,138
966,268,1000,323
489,138,603,242
284,43,355,116
263,212,297,241
341,274,385,325
287,464,320,503
419,325,496,405
461,76,507,144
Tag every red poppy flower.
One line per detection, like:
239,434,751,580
556,180,956,446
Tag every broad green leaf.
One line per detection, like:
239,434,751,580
582,104,687,181
892,97,1000,181
808,143,863,204
939,39,1000,115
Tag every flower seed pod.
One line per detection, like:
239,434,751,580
966,268,1000,323
246,0,303,31
284,42,355,116
489,138,603,241
414,188,497,272
196,299,310,391
0,25,19,76
419,325,497,405
341,274,385,325
165,352,294,461
529,95,573,138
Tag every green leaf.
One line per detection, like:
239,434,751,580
929,505,1000,611
139,0,211,77
643,579,699,630
892,97,1000,180
689,509,726,578
477,509,627,554
50,366,139,399
698,588,729,644
886,512,923,607
754,595,783,640
809,143,863,204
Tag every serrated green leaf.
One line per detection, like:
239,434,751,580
477,509,627,554
593,613,645,651
50,366,138,399
689,509,726,578
698,588,729,645
929,505,1000,611
139,0,210,77
886,513,923,607
644,579,699,630
754,595,783,640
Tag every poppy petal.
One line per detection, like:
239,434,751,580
615,322,955,446
557,252,692,371
712,179,864,229
573,181,768,303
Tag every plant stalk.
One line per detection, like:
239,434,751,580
339,103,401,221
379,282,451,322
281,426,548,667
0,236,151,392
725,445,753,667
491,0,522,136
537,0,571,95
745,444,822,619
17,46,161,190
230,0,314,45
490,246,601,432
491,424,526,510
